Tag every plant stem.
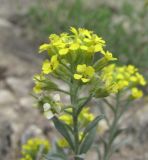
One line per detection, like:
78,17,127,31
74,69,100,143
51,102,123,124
73,110,80,160
70,81,81,160
103,94,121,160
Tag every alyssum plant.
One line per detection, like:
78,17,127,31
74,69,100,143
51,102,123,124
95,64,146,160
32,27,146,160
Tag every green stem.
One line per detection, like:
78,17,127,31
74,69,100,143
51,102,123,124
73,110,79,159
70,81,81,160
103,94,121,160
56,88,70,95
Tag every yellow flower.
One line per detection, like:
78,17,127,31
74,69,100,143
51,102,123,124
127,65,137,74
80,45,88,51
21,138,50,160
74,64,95,83
70,27,78,35
33,74,45,94
78,28,92,38
20,154,32,160
94,44,103,52
103,51,117,61
39,44,50,53
59,114,72,125
42,55,59,74
79,108,94,125
57,138,69,148
117,80,129,90
59,48,69,55
131,87,143,99
70,43,80,51
136,73,146,86
33,84,42,94
101,64,146,95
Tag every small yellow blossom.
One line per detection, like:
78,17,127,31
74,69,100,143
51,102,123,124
136,73,146,86
39,43,50,53
131,87,143,99
126,65,137,74
70,27,78,35
20,138,50,160
70,43,80,51
59,48,69,55
59,114,72,125
33,84,42,94
57,138,69,148
102,51,117,61
79,108,94,125
74,64,95,83
33,74,45,94
117,80,129,90
42,55,59,74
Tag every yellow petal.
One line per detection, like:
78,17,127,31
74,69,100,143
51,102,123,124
81,78,90,83
104,51,117,61
59,115,72,125
77,64,87,73
70,43,79,50
42,60,52,74
130,76,137,82
87,66,95,77
70,27,78,35
131,88,143,99
51,55,58,62
80,45,88,51
51,55,59,70
94,44,102,52
74,74,82,80
59,48,69,55
39,44,50,53
33,84,42,94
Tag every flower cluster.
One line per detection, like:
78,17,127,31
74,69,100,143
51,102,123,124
39,27,106,56
20,138,50,160
101,64,146,98
33,27,117,94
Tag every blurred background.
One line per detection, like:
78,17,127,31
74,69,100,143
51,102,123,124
0,0,148,159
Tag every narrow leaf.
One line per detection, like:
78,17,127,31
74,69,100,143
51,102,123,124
79,127,96,154
52,117,74,150
44,152,68,160
83,115,104,136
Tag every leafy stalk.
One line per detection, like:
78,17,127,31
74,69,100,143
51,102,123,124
103,93,121,160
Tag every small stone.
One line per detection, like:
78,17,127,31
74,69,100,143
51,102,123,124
6,77,31,96
0,89,15,104
0,18,12,28
19,96,34,108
